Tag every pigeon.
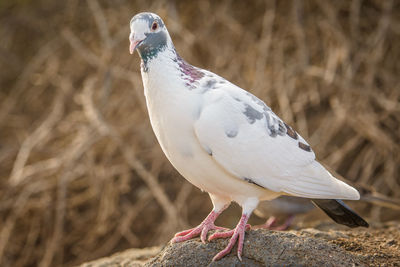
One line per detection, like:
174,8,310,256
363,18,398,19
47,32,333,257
129,12,368,261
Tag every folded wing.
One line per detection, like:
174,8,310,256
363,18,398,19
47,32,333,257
194,80,359,200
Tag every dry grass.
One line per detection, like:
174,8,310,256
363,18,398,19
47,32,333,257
0,0,399,266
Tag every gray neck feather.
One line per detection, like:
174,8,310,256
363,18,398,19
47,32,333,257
137,31,172,71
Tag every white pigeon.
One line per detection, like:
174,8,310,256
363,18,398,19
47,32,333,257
129,12,368,261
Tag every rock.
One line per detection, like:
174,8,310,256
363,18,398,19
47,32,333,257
79,247,161,267
79,222,400,267
145,229,362,267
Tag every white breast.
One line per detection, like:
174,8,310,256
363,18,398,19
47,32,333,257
141,56,277,204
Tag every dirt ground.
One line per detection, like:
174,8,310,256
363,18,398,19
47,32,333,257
80,221,400,267
305,221,400,267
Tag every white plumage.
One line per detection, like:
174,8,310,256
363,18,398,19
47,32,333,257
129,12,365,261
194,82,359,200
143,54,359,203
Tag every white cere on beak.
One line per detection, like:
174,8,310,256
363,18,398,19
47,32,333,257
130,19,150,42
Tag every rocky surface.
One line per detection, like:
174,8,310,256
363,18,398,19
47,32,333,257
79,222,400,267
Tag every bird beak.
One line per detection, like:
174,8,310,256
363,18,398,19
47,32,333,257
129,34,143,54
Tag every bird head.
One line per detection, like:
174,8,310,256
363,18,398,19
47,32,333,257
129,12,170,60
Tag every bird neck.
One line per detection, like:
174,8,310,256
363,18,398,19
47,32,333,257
137,31,175,72
139,45,182,99
139,42,177,76
139,39,205,94
141,48,206,91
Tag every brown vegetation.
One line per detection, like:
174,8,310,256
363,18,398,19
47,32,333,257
0,0,399,266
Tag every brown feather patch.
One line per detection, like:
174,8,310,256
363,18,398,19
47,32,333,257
298,142,312,152
284,123,298,140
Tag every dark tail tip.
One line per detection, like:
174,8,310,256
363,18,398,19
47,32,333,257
311,199,369,228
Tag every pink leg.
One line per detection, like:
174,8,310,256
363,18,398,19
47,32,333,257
174,228,196,237
210,214,250,261
171,208,229,244
270,215,295,231
208,224,251,240
252,216,277,229
252,215,295,231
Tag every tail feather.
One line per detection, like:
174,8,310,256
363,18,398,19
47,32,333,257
311,199,369,228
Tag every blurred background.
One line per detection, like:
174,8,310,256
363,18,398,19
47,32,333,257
0,0,399,266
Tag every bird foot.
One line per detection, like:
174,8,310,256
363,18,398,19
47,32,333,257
171,210,229,244
208,224,251,240
252,215,294,231
209,214,250,261
252,216,277,229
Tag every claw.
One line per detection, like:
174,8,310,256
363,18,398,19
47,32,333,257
174,228,195,237
270,215,295,231
252,216,277,229
252,215,295,231
208,224,250,241
172,206,254,261
171,209,228,244
172,227,202,243
211,214,250,261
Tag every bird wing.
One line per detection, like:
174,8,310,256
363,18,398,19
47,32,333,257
194,78,359,200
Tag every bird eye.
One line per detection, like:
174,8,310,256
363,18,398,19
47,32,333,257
151,21,158,31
